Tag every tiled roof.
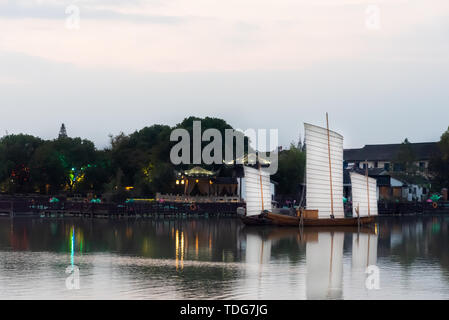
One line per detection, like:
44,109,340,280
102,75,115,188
344,142,439,162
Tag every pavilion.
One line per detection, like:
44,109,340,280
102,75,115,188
174,166,240,197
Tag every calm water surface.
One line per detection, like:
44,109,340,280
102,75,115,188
0,215,448,299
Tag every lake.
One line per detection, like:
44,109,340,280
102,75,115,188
0,215,448,299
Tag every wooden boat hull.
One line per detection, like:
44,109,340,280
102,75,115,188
240,212,375,227
239,214,272,226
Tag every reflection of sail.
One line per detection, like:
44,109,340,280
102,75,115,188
243,166,272,216
244,232,272,298
306,232,344,299
350,172,378,217
245,233,272,264
305,123,344,219
350,232,378,296
352,233,378,269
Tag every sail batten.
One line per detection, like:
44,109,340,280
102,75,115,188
350,172,378,217
244,166,272,216
305,123,345,219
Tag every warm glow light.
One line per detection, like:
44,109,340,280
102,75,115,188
181,180,185,184
125,186,134,191
209,180,213,185
195,179,199,183
176,180,179,185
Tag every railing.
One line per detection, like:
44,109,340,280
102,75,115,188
156,193,241,203
0,199,245,217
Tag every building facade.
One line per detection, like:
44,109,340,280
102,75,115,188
343,142,439,202
344,142,439,174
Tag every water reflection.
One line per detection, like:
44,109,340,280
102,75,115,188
306,231,345,299
0,216,448,299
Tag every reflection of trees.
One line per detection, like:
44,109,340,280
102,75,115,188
0,218,247,297
269,237,306,264
0,218,243,261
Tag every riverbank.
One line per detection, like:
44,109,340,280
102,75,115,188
1,195,449,219
0,197,244,219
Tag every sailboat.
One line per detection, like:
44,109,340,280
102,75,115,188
239,164,274,225
349,170,378,220
240,114,376,227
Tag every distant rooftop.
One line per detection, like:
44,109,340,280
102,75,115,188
344,142,439,162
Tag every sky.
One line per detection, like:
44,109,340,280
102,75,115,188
0,0,448,150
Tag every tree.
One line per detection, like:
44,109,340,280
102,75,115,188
28,137,100,193
109,125,173,196
272,143,306,196
0,134,43,193
395,138,416,173
29,142,66,194
58,123,68,139
173,116,250,169
76,150,113,193
429,127,449,190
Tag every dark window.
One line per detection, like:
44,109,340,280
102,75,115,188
384,163,390,171
419,162,425,171
362,163,367,169
374,161,378,168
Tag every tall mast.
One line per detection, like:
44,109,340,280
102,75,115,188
326,113,334,218
259,163,265,211
365,160,371,217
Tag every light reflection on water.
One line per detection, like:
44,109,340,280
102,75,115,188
0,215,448,299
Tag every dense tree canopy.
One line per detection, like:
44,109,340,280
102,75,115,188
272,143,306,196
0,117,254,197
395,138,417,173
1,120,447,200
429,127,449,190
0,134,43,193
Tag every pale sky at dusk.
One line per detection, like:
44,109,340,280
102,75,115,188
1,0,448,149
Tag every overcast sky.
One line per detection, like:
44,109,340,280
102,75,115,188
0,0,448,150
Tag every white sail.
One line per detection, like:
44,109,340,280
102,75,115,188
350,172,378,217
306,232,344,299
243,166,272,216
304,123,344,219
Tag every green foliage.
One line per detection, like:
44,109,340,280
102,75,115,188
272,143,306,195
30,142,66,193
0,134,43,192
173,116,250,168
429,127,449,190
109,124,172,193
108,117,245,197
0,117,300,200
395,138,417,173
